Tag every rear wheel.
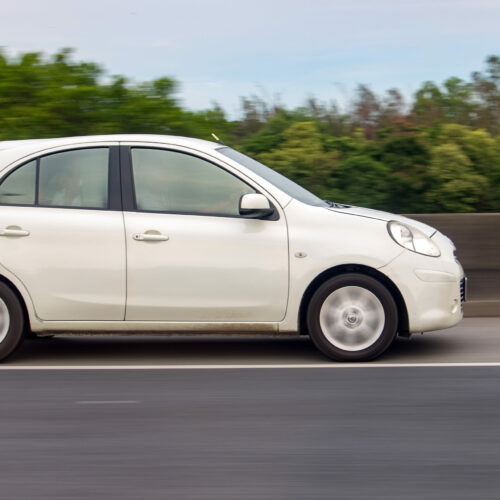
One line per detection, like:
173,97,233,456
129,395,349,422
0,282,25,361
307,274,398,361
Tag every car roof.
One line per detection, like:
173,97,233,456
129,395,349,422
0,134,220,169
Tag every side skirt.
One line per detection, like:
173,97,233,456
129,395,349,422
31,321,287,336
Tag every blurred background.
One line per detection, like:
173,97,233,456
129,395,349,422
1,47,498,213
0,1,498,215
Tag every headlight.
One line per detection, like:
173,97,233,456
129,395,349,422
387,221,440,257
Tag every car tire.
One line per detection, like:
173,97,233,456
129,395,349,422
0,282,25,361
307,273,398,361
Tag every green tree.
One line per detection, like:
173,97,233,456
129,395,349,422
351,84,380,140
431,124,500,210
472,55,500,134
0,49,208,140
376,132,430,212
425,144,489,212
258,121,339,200
242,111,294,155
332,155,390,208
413,78,476,127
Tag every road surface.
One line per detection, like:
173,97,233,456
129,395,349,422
1,318,499,499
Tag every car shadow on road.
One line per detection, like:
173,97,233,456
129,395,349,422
12,335,323,365
7,331,461,365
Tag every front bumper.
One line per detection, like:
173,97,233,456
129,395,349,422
380,233,465,333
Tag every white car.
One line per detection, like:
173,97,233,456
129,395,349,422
0,135,465,361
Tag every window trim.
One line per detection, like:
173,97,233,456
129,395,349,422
34,158,40,206
0,146,121,211
120,145,279,220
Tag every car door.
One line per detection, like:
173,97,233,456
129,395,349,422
121,145,289,322
0,145,126,320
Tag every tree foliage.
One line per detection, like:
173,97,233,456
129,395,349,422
1,49,500,212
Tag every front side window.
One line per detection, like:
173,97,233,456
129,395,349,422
38,148,109,209
131,148,255,216
0,160,37,205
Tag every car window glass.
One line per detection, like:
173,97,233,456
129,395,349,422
38,148,109,209
219,147,328,207
131,148,255,216
0,160,36,205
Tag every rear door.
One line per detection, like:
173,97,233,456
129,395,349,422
0,145,126,320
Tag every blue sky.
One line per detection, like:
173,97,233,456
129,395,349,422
1,0,499,117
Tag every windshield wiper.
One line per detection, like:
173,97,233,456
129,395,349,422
323,200,351,209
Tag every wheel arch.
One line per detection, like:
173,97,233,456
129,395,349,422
298,264,409,336
0,274,31,333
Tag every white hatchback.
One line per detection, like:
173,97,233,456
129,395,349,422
0,135,465,361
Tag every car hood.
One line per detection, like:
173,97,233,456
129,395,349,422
328,206,437,237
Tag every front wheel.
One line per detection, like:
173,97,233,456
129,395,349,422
0,282,25,361
307,274,398,361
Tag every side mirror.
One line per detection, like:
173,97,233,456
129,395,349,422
239,193,274,218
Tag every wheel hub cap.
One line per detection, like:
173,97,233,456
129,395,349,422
319,286,385,352
343,307,363,328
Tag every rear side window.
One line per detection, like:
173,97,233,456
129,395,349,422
39,149,109,209
0,160,36,205
0,148,109,209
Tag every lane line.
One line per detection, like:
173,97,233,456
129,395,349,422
75,400,139,404
2,362,500,370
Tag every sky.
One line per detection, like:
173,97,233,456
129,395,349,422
1,0,499,117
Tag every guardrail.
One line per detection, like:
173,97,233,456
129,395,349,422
408,213,500,317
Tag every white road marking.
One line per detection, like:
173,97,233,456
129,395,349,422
1,362,500,370
75,400,139,404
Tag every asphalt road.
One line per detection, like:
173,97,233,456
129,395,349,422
1,318,500,499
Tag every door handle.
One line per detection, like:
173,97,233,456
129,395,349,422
133,232,169,242
0,227,30,237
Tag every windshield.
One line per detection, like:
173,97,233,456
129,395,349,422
218,147,328,207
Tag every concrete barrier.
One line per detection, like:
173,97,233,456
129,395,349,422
408,213,500,317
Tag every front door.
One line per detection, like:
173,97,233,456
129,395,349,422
122,146,289,322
